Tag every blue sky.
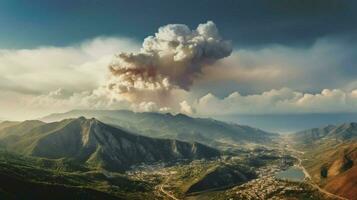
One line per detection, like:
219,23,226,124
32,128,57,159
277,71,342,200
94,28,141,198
1,0,357,121
1,0,356,49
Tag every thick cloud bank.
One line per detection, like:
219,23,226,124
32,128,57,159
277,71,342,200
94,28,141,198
0,37,139,95
107,21,232,104
190,88,357,116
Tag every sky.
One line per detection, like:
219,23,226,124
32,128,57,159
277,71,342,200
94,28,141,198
1,0,357,121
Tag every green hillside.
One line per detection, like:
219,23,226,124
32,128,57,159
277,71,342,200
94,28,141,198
0,151,153,200
0,121,20,131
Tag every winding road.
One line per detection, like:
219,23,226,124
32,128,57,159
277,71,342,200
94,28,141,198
158,174,180,200
282,137,348,200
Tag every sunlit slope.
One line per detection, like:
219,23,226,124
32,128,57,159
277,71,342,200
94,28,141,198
0,117,219,171
0,120,45,138
0,121,20,131
291,122,357,200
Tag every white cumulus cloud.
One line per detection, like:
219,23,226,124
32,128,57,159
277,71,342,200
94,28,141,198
190,88,357,116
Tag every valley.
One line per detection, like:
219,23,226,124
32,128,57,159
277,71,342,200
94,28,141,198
0,111,355,199
2,4,356,200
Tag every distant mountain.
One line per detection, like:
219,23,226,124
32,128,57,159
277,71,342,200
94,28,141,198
0,121,20,131
217,113,357,133
0,120,45,138
291,123,357,200
0,120,46,147
292,122,357,147
0,117,219,171
41,110,276,149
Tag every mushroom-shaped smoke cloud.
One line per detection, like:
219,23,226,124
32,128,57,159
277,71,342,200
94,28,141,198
107,21,232,106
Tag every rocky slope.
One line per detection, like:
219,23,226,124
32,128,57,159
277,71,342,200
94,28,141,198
291,122,357,200
323,144,357,200
0,117,219,171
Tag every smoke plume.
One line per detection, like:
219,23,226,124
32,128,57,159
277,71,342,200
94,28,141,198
107,21,232,106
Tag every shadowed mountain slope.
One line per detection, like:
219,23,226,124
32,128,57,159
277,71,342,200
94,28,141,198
0,150,154,200
0,117,219,171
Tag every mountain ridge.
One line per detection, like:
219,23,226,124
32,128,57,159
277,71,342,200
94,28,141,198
292,122,357,147
0,117,220,171
40,109,277,149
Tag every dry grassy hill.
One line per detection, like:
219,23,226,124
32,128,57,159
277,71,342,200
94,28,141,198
291,123,357,200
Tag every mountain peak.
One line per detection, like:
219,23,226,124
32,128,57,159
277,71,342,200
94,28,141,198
341,122,357,128
175,113,191,119
77,116,87,120
69,116,100,125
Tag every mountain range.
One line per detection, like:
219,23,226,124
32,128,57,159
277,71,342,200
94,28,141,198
292,122,357,145
0,117,219,171
1,110,355,199
41,109,277,149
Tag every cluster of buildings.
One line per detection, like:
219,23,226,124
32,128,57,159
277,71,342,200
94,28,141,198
225,165,306,200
